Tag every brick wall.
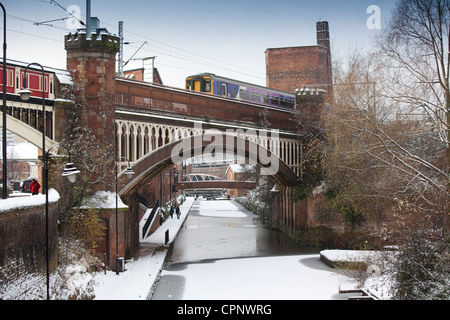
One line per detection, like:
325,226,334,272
0,197,59,273
96,207,124,269
265,45,330,93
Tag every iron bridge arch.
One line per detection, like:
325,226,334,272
117,133,299,197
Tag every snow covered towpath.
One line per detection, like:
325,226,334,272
92,197,195,300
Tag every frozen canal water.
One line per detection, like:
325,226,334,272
167,198,317,263
150,198,353,300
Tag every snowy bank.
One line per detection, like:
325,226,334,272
0,189,60,213
320,249,395,299
320,249,379,268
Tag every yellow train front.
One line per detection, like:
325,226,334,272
185,73,296,109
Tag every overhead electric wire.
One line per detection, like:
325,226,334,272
48,0,85,26
99,20,266,81
122,41,266,81
7,28,61,43
122,30,265,78
13,0,267,82
7,13,68,31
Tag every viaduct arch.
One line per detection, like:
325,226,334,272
117,133,299,197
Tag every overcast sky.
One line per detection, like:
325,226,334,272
2,0,396,88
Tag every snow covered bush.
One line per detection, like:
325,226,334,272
0,239,96,300
388,233,449,300
376,202,450,300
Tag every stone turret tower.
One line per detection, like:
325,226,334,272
64,25,120,191
64,25,125,269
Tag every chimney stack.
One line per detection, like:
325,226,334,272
316,21,332,95
316,21,330,50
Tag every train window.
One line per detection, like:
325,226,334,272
288,99,295,108
222,84,227,96
250,92,260,103
280,97,288,107
240,89,249,100
262,94,270,104
270,95,279,106
186,79,193,90
204,78,211,92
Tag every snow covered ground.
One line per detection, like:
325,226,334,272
1,196,386,300
92,197,195,299
154,254,358,300
93,248,168,300
197,200,248,218
92,198,371,300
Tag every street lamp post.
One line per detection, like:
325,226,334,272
165,171,172,203
115,158,134,275
44,144,80,300
173,169,178,194
18,62,79,299
18,62,46,194
1,3,7,199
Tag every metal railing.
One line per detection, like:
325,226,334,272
142,200,159,238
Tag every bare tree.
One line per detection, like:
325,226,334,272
376,0,450,220
59,83,115,206
324,49,396,226
324,44,449,229
377,0,450,166
54,82,112,261
323,1,450,298
324,0,450,225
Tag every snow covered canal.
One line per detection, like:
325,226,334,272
151,199,354,300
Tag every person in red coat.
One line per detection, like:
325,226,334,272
30,179,41,195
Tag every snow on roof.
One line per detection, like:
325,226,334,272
226,163,255,173
1,57,72,85
55,71,73,85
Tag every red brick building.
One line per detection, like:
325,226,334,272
265,21,332,95
226,164,255,198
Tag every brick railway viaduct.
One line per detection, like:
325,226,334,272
1,22,330,271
